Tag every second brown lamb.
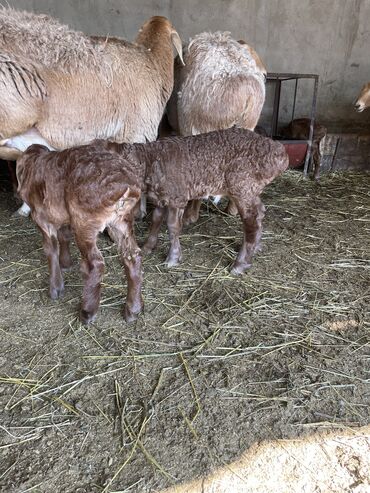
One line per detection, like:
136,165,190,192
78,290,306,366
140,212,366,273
101,126,289,274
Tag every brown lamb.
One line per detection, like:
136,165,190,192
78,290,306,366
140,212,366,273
16,144,145,324
100,126,289,274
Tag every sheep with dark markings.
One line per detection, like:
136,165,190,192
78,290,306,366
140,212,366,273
0,8,183,216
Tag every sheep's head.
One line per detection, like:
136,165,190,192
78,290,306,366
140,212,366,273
355,82,370,112
136,16,184,65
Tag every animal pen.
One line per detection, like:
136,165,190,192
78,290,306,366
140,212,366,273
0,3,369,493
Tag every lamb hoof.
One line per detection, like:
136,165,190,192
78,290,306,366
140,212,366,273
49,284,64,300
80,309,97,325
183,215,198,227
165,255,181,268
124,306,141,323
230,262,251,276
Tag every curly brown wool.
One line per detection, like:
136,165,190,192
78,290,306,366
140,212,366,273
102,126,289,273
16,143,144,324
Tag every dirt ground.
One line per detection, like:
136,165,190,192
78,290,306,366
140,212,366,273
0,169,369,492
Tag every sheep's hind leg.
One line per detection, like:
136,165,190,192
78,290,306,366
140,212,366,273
166,207,184,267
58,225,73,270
108,218,143,323
142,206,167,255
74,227,104,324
37,222,64,300
230,197,265,275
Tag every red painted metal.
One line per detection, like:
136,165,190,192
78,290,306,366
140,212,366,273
282,142,308,168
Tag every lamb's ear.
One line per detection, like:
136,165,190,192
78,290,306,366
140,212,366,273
171,30,184,66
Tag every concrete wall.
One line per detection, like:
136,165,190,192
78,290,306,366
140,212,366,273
5,0,370,131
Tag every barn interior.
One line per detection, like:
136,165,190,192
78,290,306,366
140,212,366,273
0,1,369,493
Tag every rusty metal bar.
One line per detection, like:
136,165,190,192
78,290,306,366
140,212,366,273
292,78,298,122
267,73,318,80
271,78,281,138
303,75,319,176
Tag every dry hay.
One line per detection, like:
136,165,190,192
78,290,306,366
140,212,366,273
0,170,369,492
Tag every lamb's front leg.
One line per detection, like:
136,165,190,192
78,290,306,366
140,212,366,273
230,197,265,275
166,206,184,267
122,245,143,323
142,206,167,254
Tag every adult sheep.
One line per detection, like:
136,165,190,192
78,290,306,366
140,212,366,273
167,31,266,222
0,8,183,214
355,82,370,112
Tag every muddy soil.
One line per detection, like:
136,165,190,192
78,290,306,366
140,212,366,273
0,170,369,492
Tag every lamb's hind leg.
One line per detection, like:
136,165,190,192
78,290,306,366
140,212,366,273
36,220,64,299
166,206,184,267
74,227,104,324
142,206,167,255
57,225,73,270
108,218,143,323
230,196,265,275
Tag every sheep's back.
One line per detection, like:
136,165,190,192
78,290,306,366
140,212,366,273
0,7,106,73
177,32,266,135
66,146,143,214
144,128,288,205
